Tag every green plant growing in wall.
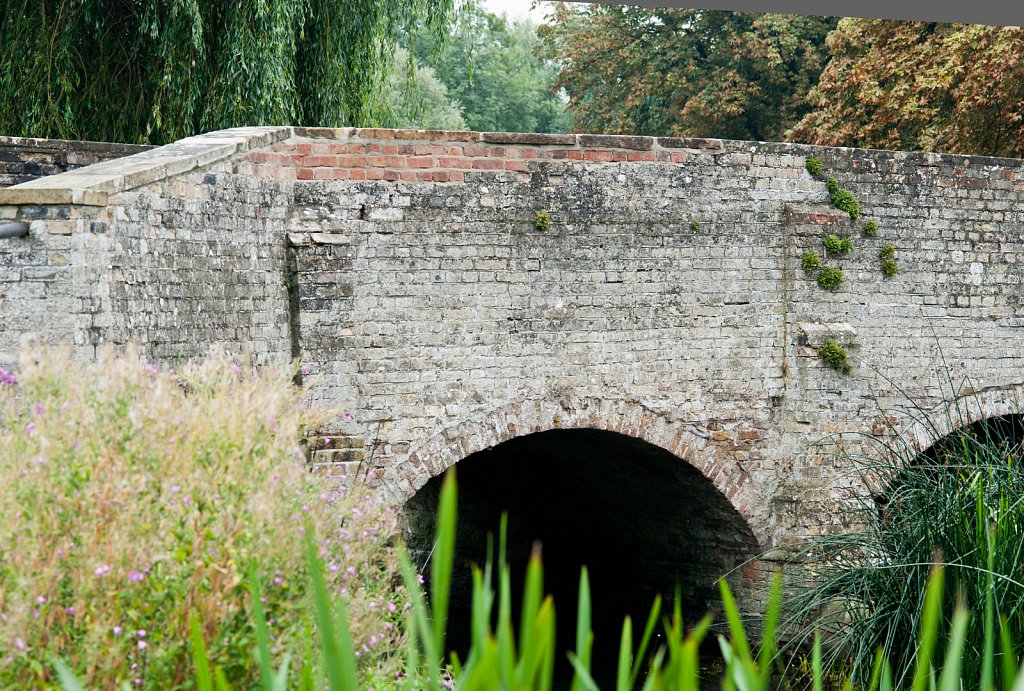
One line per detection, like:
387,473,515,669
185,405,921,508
534,209,552,231
690,219,701,230
819,338,852,374
801,250,821,272
863,220,878,237
823,234,854,255
826,176,861,221
817,266,843,291
880,243,899,277
805,156,824,177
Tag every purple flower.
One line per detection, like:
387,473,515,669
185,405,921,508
24,422,34,435
0,367,17,386
128,571,144,583
113,626,123,635
137,641,147,651
230,362,240,373
36,596,46,605
300,363,311,375
14,638,24,651
94,565,110,577
65,607,75,616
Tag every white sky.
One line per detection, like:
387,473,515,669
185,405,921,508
480,0,563,23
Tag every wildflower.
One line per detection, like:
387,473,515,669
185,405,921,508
14,638,24,651
65,607,75,616
230,362,240,373
387,602,397,613
36,596,45,605
128,571,144,583
138,641,147,651
94,565,111,576
24,422,34,435
344,412,354,421
300,363,310,375
113,626,123,635
0,367,17,385
137,630,146,638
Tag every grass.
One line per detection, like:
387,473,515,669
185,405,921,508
52,465,1024,690
775,368,1024,688
0,348,407,688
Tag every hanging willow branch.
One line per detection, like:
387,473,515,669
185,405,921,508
0,0,455,144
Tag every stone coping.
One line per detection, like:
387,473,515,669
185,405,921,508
0,135,152,156
3,124,1022,208
0,127,291,206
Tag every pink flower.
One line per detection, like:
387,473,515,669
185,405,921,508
137,630,146,638
138,641,147,651
94,565,111,576
24,422,34,435
14,638,24,651
128,571,144,583
387,602,397,613
65,607,75,616
230,362,240,373
36,596,46,605
113,626,123,635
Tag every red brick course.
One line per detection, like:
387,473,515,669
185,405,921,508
243,129,726,183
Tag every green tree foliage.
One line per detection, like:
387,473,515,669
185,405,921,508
788,20,1024,157
0,0,455,144
381,49,466,130
538,4,835,139
406,0,569,134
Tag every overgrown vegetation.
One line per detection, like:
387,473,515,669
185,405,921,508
802,250,821,272
0,349,406,687
880,243,900,277
827,177,861,220
778,401,1024,688
534,209,552,231
817,266,844,290
805,156,824,177
823,234,854,255
863,220,878,237
818,338,851,374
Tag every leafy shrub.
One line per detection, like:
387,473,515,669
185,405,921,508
805,156,824,177
823,234,854,255
534,209,552,231
879,244,899,277
830,188,860,221
863,220,878,237
801,250,821,272
817,266,843,290
0,348,406,688
819,339,851,373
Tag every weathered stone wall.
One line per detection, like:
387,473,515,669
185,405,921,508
4,127,1024,592
0,136,150,188
0,128,293,369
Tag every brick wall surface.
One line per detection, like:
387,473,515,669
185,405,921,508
0,136,150,188
4,128,1024,607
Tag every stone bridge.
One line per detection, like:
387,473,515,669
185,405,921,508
3,127,1024,634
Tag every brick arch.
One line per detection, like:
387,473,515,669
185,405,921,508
900,385,1024,453
385,396,766,547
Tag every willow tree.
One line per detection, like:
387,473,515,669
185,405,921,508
0,0,454,144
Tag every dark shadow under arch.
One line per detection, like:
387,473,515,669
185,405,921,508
402,428,760,678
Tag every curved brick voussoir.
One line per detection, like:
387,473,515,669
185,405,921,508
383,397,772,548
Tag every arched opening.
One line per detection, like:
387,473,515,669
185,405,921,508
402,428,760,681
